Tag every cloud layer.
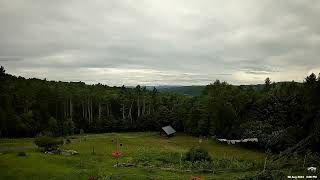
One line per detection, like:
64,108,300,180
1,0,319,85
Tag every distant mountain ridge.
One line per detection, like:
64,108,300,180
146,85,205,96
140,82,295,96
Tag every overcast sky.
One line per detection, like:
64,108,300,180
0,1,319,86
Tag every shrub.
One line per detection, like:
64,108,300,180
237,170,285,180
190,161,214,170
17,152,27,157
185,146,212,162
66,138,71,144
34,136,63,151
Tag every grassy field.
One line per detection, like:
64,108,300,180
0,132,295,179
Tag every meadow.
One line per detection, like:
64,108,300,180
0,132,300,180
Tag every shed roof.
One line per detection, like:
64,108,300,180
161,126,176,135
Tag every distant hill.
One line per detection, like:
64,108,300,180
146,85,205,96
238,84,265,91
143,82,293,96
146,84,266,96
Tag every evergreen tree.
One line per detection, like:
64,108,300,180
0,66,5,75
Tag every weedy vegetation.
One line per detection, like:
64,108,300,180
0,132,313,180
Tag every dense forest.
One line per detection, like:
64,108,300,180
147,85,205,96
0,66,319,153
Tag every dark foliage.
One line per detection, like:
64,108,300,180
34,136,63,151
237,170,286,180
17,152,27,157
185,146,211,162
0,66,319,154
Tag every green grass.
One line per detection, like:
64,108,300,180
0,132,296,179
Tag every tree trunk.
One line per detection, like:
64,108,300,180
137,97,140,117
70,97,73,121
87,97,90,124
56,103,58,119
90,98,93,123
273,133,316,161
98,103,101,121
67,98,69,118
142,97,146,115
86,98,88,123
90,98,92,123
128,101,133,123
64,101,67,118
122,103,125,120
106,103,109,116
24,97,28,113
82,102,84,119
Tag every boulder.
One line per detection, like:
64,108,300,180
114,163,136,167
61,150,79,156
45,149,79,156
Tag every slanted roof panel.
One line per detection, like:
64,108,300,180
162,126,176,135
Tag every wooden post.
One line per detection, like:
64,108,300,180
117,138,119,151
92,146,95,155
180,153,182,169
303,154,307,168
80,157,83,169
116,137,119,166
263,156,267,171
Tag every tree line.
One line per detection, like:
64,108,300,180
0,66,319,153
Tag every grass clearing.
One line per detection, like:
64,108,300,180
0,132,295,179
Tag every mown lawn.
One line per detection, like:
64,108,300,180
0,132,284,179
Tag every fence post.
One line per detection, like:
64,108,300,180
263,156,267,171
180,153,182,170
303,154,307,168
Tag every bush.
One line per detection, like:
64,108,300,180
17,152,27,157
185,146,212,162
237,170,286,180
34,136,63,151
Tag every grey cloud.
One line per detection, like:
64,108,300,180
0,56,23,61
0,0,319,85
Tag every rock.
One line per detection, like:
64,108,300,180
60,151,71,156
45,149,78,156
61,150,79,156
45,149,61,155
114,163,136,167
